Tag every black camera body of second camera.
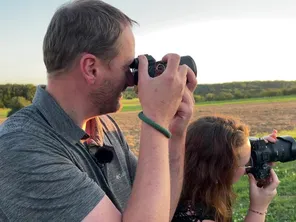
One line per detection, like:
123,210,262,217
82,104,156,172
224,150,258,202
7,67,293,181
246,136,296,181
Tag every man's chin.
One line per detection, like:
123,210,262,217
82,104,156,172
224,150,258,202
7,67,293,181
109,98,123,114
116,99,123,112
116,105,123,113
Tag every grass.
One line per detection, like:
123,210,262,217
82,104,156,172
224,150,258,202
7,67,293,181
120,98,142,112
121,104,143,112
232,129,296,222
121,95,296,112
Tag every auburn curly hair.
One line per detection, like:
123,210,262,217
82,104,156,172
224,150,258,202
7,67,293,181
181,115,250,222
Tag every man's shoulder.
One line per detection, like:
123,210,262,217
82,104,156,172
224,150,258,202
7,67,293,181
0,105,38,134
0,105,54,148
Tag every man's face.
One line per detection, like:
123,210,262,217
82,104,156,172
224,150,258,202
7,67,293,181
90,25,135,115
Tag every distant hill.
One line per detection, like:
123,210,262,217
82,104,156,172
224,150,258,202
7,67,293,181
192,80,296,101
123,80,296,101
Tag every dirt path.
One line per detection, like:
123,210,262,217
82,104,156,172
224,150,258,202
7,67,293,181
111,101,296,154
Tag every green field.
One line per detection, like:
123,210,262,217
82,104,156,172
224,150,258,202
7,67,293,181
120,95,296,112
233,129,296,222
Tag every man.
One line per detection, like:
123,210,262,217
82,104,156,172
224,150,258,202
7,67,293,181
0,0,197,221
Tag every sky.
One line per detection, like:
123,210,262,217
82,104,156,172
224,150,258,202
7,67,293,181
0,0,296,85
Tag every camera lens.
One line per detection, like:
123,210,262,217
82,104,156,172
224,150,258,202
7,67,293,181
156,63,165,72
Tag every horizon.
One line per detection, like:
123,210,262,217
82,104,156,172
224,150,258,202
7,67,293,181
1,0,296,85
1,79,296,87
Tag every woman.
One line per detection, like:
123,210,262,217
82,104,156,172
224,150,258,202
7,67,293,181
172,115,280,222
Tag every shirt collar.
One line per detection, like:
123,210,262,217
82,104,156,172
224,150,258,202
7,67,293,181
32,85,89,144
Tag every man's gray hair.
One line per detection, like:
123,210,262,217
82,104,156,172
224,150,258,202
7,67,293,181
43,0,137,75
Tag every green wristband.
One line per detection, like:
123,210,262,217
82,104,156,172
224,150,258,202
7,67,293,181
138,111,172,138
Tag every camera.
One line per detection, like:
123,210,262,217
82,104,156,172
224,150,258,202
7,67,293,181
129,54,197,85
246,136,296,182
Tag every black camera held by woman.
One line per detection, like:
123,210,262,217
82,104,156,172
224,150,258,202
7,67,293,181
246,136,296,183
129,54,197,85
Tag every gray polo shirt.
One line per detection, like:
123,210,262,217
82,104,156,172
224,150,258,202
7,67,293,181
0,85,138,222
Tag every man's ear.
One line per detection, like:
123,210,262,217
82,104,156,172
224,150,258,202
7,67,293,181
80,53,101,84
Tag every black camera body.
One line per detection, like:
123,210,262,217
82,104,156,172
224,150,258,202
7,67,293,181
129,54,197,85
246,136,296,181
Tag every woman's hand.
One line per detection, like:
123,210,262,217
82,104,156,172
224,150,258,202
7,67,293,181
263,129,278,167
263,129,277,143
248,169,280,213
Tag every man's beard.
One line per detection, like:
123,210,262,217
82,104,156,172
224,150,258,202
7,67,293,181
89,83,123,115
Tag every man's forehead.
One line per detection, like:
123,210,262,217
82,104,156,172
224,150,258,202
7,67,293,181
118,26,135,58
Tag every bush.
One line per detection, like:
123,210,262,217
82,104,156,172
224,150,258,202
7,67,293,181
7,96,31,117
217,92,234,100
260,89,283,97
0,100,5,108
194,95,205,102
205,93,215,101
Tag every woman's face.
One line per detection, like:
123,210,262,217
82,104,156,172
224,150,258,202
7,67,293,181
232,140,251,184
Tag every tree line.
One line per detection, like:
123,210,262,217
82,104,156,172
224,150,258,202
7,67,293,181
123,80,296,101
1,81,296,116
193,80,296,102
0,84,36,116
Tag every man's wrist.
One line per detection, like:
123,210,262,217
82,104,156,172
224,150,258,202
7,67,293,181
170,122,190,138
141,110,170,129
139,111,172,138
169,135,186,161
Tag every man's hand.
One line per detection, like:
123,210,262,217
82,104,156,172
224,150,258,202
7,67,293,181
166,57,197,220
123,53,195,222
168,65,197,137
169,76,197,137
137,54,189,129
